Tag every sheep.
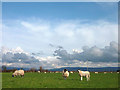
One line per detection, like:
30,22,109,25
78,70,90,81
104,72,107,74
44,72,46,73
12,70,24,77
62,69,69,79
95,72,98,74
117,72,119,74
70,71,73,74
12,70,19,77
55,71,59,73
38,71,40,73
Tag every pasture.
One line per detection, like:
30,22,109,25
2,72,119,88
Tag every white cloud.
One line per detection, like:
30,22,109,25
21,21,50,32
53,41,118,62
2,18,118,69
2,46,119,69
3,19,118,54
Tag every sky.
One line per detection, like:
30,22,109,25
1,2,119,69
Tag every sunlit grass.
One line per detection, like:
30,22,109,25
2,72,119,88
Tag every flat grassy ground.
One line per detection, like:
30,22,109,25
2,72,119,88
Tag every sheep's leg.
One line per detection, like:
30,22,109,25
86,76,88,81
89,75,90,80
64,77,66,80
81,77,83,81
88,77,90,80
87,75,90,81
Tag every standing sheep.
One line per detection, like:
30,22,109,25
78,70,90,81
12,70,24,77
38,71,40,73
70,71,73,74
104,72,107,74
95,72,98,74
62,69,69,79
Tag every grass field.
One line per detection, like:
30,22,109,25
2,72,119,88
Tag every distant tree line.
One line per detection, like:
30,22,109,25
1,65,120,73
0,65,50,73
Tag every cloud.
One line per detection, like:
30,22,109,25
2,47,40,64
1,47,61,69
3,19,118,53
2,18,118,68
21,21,50,32
53,41,118,62
49,43,63,49
49,44,54,47
1,44,119,69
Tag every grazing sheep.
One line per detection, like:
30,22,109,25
117,72,119,74
12,70,24,77
78,70,90,81
55,71,59,73
70,71,73,74
104,72,107,74
95,72,98,74
62,69,69,79
38,71,40,73
12,70,19,77
44,72,46,73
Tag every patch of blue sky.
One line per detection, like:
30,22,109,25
2,2,118,22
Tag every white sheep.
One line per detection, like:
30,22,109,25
44,72,46,73
55,71,59,73
95,72,98,74
12,70,24,77
38,71,40,73
104,72,107,74
62,69,69,79
12,70,19,77
70,71,73,74
78,70,90,81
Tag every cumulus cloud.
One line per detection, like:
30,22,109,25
2,18,118,68
3,19,118,55
1,44,119,69
2,47,40,64
53,41,118,62
1,47,61,69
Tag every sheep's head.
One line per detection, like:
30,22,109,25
12,73,15,77
12,74,14,77
64,69,67,72
78,70,81,72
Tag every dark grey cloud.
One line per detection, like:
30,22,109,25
57,46,63,49
53,41,118,62
31,51,44,56
2,52,40,64
49,43,63,49
49,44,54,47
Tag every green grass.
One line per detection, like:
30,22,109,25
2,72,119,88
